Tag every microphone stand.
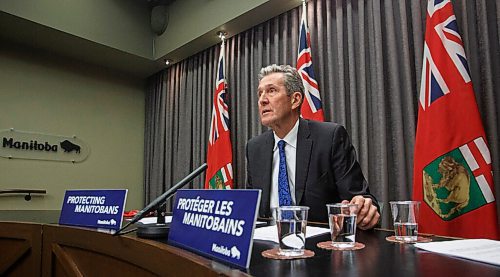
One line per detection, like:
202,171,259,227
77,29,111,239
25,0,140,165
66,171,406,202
156,203,166,224
114,163,207,238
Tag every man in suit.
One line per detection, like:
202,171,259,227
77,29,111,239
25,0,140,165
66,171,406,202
246,64,380,229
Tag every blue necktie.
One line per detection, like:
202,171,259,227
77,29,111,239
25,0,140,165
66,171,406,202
278,140,293,207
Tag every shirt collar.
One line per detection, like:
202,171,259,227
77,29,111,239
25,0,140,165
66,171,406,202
273,118,299,151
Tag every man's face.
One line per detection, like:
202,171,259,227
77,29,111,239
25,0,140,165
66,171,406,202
257,72,294,129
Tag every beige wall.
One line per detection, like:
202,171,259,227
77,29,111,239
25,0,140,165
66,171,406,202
0,0,153,58
0,44,145,211
0,0,298,65
0,0,299,213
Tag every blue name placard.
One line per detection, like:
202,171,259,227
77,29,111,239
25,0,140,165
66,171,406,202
168,189,261,269
59,189,128,231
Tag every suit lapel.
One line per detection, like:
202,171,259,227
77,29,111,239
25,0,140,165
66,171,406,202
257,131,274,217
295,118,312,204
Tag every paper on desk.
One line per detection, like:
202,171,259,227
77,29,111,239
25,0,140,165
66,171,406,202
137,216,173,224
253,225,330,243
414,239,500,266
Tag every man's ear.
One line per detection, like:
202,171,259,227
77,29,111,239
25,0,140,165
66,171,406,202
291,92,302,109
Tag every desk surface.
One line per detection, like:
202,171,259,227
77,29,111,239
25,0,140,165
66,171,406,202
2,211,499,276
247,228,500,276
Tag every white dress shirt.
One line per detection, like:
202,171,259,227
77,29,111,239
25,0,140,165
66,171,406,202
270,119,299,218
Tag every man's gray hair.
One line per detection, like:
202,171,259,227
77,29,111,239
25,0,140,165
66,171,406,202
258,64,305,97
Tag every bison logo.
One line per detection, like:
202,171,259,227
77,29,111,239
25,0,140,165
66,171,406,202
230,246,241,260
60,140,81,153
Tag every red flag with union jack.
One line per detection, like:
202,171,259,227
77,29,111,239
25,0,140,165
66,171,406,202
413,0,498,239
296,2,324,122
205,40,233,189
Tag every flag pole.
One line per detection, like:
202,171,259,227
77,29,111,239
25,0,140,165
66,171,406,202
297,0,325,121
217,31,226,43
205,30,234,190
302,0,306,21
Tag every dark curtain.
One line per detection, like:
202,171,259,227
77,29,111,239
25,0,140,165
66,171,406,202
144,0,500,226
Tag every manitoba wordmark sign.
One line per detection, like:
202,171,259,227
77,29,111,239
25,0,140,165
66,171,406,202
0,129,89,162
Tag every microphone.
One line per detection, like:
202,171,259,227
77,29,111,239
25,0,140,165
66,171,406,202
114,163,208,237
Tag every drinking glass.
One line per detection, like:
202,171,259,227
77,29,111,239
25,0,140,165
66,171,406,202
389,201,420,242
276,206,309,256
327,203,358,248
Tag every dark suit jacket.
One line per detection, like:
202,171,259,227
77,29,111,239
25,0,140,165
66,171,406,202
246,118,378,223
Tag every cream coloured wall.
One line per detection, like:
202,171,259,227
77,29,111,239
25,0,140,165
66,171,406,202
0,0,300,66
0,0,153,59
0,44,145,211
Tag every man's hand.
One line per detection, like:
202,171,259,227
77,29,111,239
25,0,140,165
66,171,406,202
342,196,380,230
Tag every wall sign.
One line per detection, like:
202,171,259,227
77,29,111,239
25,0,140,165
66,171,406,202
59,189,128,231
168,189,261,269
0,129,89,162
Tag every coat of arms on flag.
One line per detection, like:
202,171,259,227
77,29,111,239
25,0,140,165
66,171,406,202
207,163,233,190
422,137,495,220
413,0,498,239
205,38,234,190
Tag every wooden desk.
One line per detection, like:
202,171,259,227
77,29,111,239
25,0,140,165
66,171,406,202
0,222,42,276
1,221,499,276
0,222,247,276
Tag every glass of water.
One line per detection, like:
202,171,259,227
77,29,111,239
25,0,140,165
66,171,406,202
327,203,358,248
276,206,309,256
389,201,420,242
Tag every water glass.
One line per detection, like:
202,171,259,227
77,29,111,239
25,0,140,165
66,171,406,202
276,206,309,256
389,201,420,242
327,203,358,248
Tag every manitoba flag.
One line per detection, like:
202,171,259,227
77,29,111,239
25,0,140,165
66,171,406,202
296,2,324,122
205,40,233,189
413,0,498,239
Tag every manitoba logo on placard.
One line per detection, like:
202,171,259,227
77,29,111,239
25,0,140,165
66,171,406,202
422,137,495,220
